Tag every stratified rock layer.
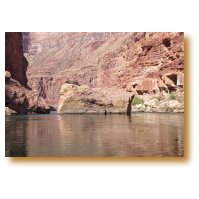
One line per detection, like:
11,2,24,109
24,32,184,112
5,73,50,114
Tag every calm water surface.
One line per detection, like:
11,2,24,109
5,113,184,157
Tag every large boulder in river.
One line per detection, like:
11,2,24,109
57,83,132,114
58,83,91,113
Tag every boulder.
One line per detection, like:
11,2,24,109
57,83,132,114
5,71,11,79
27,93,50,114
6,77,50,114
5,107,17,115
167,100,180,109
145,106,152,112
58,83,94,114
144,98,159,108
154,101,168,112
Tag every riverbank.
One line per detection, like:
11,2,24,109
56,82,184,114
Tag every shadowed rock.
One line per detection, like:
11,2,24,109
127,95,135,116
65,80,80,86
5,32,50,114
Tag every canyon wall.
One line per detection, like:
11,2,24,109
5,32,50,114
5,32,28,86
24,32,129,106
24,32,184,113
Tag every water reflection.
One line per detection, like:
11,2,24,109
5,113,184,157
5,116,27,157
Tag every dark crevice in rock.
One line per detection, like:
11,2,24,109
167,74,177,85
162,38,171,48
65,80,81,86
38,77,46,98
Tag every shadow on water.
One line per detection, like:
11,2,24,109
5,116,27,157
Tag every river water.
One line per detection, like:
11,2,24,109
5,113,184,157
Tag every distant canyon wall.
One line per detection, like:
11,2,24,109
23,32,184,110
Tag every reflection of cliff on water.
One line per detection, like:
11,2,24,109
57,114,184,157
5,113,184,157
5,116,27,157
25,115,62,156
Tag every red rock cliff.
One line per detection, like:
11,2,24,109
24,32,184,112
5,32,28,86
5,32,50,114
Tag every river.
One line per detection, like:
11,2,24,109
5,113,184,157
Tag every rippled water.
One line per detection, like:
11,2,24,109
5,113,184,157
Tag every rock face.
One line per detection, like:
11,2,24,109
5,32,28,86
5,33,50,114
5,72,50,114
24,32,129,107
131,95,184,113
58,82,132,114
24,32,184,112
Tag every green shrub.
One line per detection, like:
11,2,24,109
169,92,177,100
132,96,144,105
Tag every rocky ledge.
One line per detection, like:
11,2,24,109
131,94,184,113
57,81,184,114
5,71,50,114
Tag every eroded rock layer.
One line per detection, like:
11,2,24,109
58,83,132,114
5,32,28,86
5,33,50,114
24,32,184,113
